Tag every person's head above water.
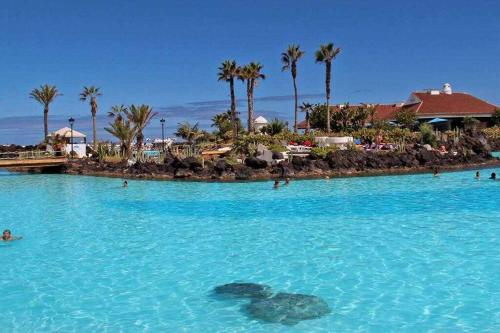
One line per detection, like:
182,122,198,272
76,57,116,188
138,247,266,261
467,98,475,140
123,180,128,187
490,172,496,180
476,171,480,178
2,229,11,240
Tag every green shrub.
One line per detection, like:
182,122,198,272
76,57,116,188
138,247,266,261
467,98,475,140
310,146,338,159
419,123,437,147
268,143,287,153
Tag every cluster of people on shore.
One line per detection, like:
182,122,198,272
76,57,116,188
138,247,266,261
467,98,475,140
358,134,395,151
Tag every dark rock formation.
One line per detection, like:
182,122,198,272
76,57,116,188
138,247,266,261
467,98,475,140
245,157,268,169
234,165,252,180
245,293,331,326
214,283,273,299
60,133,497,180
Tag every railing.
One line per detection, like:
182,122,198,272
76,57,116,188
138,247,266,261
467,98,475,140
170,145,199,159
0,150,64,160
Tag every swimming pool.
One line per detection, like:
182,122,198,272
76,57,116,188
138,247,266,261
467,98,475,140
1,169,499,332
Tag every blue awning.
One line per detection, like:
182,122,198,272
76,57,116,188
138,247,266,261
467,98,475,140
427,118,448,124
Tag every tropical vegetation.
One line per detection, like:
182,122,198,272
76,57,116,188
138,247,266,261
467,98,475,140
79,86,102,149
217,60,240,141
281,45,304,133
29,84,62,140
239,62,265,133
315,43,341,133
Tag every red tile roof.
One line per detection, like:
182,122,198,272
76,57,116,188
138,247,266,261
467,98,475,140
296,91,498,127
372,104,402,121
407,92,497,118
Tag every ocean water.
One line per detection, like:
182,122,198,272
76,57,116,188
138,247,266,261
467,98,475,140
0,169,499,332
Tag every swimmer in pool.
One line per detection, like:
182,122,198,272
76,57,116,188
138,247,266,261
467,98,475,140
1,229,22,241
475,171,480,179
273,179,280,189
123,180,128,188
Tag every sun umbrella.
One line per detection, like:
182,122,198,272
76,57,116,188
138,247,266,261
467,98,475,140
427,118,447,124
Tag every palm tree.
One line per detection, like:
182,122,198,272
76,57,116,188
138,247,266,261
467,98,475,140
175,121,202,146
104,117,136,161
300,102,313,134
108,104,128,121
281,45,304,133
239,62,266,133
79,86,102,150
124,104,158,152
261,118,288,136
218,60,240,141
29,84,62,140
315,43,341,133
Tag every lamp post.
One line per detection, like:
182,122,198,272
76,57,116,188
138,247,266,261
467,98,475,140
68,117,75,158
160,118,166,152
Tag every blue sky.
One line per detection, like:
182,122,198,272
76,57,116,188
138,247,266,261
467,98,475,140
0,0,499,144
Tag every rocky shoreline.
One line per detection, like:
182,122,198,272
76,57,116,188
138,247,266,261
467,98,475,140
61,135,499,182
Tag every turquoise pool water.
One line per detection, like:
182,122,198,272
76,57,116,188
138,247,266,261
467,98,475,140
0,169,499,332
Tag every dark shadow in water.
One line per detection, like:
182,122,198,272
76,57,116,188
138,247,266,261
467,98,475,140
241,292,332,326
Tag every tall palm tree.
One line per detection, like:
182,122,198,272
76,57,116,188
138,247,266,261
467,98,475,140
218,60,240,141
281,45,304,133
79,86,102,150
124,104,158,152
29,84,62,140
105,117,135,161
315,43,341,133
239,62,266,133
300,102,313,134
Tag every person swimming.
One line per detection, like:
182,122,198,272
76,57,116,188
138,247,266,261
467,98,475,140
123,180,128,188
475,171,480,179
285,177,290,185
433,167,440,177
490,172,496,180
1,229,22,242
273,179,280,189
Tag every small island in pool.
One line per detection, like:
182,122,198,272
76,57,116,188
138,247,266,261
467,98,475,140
57,133,500,181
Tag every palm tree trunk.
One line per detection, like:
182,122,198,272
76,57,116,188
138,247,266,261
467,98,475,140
326,62,331,133
293,76,298,133
230,78,237,141
92,111,97,150
306,112,310,134
247,81,253,132
44,105,49,140
136,132,143,153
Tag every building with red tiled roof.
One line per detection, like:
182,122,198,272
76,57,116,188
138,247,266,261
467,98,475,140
297,83,498,129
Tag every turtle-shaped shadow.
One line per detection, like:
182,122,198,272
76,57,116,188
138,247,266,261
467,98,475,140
243,292,332,326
